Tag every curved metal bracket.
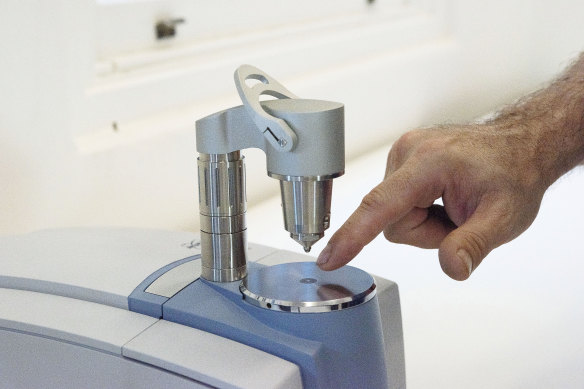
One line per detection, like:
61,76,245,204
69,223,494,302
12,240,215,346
234,65,298,152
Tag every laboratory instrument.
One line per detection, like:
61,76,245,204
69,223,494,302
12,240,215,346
0,66,405,388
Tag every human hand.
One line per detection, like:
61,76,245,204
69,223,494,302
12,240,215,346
317,124,549,280
318,52,584,280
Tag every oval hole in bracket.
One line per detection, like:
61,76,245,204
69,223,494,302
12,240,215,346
245,74,269,88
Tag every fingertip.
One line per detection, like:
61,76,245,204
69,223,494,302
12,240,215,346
316,245,350,271
438,241,474,281
316,235,363,271
316,244,333,269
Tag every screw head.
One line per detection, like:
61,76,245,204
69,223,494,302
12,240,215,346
278,139,287,147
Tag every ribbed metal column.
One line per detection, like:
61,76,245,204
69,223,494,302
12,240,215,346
198,152,247,282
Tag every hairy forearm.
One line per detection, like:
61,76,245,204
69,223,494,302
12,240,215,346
489,53,584,186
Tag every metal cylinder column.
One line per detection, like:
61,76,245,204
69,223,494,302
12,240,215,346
198,152,247,282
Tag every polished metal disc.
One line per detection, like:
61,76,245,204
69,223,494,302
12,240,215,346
240,262,376,313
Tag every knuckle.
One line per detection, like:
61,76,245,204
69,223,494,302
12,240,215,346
412,133,450,159
388,130,423,169
463,229,489,260
390,128,450,172
489,198,536,244
397,129,423,147
415,138,441,156
361,186,390,214
386,148,399,173
394,130,417,147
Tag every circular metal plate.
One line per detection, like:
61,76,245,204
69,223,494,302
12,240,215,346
240,262,376,313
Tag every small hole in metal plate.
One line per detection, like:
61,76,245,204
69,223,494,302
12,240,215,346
300,278,317,284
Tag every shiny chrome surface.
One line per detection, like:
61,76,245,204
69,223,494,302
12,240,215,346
279,177,333,252
199,214,246,234
268,172,343,181
240,262,376,313
198,152,246,216
200,230,247,282
198,152,247,282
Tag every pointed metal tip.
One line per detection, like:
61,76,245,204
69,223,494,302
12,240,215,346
291,233,321,254
299,239,314,253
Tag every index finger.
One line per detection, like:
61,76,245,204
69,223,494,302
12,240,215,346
317,168,422,270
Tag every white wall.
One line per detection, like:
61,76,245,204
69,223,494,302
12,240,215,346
1,0,583,235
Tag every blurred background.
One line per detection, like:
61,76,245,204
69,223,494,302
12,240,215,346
1,0,583,234
1,1,584,388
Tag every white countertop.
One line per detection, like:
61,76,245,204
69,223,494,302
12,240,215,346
247,143,584,389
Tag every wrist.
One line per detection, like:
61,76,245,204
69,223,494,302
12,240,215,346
489,59,584,187
490,114,582,190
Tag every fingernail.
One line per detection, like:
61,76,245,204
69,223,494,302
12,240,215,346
457,249,473,276
317,244,332,267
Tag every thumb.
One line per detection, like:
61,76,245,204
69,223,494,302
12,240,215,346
438,205,505,281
